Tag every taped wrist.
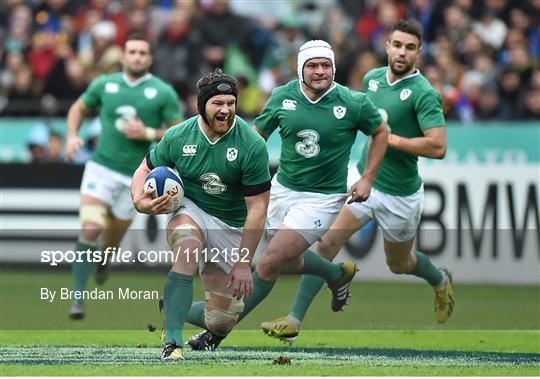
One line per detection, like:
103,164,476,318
144,127,158,141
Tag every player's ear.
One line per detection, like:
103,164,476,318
385,40,390,54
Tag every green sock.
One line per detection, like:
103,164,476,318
289,275,325,322
164,271,193,345
300,250,343,284
71,241,95,302
410,252,443,287
238,271,275,322
185,300,206,329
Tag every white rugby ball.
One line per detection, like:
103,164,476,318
143,166,184,213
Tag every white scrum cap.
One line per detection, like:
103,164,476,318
297,40,336,83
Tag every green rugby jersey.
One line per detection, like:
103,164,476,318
82,72,181,176
254,80,382,194
358,67,446,196
149,116,271,228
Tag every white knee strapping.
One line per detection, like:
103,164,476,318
204,291,244,335
167,224,203,249
79,204,108,228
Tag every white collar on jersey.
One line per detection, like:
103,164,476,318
385,68,420,86
197,115,237,145
298,79,337,104
122,73,153,87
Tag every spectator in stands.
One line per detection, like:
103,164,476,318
498,68,525,120
152,5,202,97
75,8,102,56
79,21,122,82
73,0,127,47
5,65,40,116
125,7,150,40
523,87,540,119
505,43,534,85
44,132,65,163
456,70,484,122
0,51,25,104
1,0,538,123
27,25,59,94
440,4,471,50
433,42,464,97
475,85,501,120
26,123,49,163
194,0,251,70
531,68,540,90
523,68,540,120
43,56,86,114
406,0,434,39
4,4,32,53
472,7,508,50
458,31,488,67
258,15,305,93
423,64,459,118
472,52,497,86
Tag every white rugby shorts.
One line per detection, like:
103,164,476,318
266,176,347,245
80,160,135,220
169,197,243,275
346,184,424,243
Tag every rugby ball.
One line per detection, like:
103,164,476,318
143,166,184,213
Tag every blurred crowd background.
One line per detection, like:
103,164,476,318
1,0,539,163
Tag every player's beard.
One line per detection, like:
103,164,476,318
209,112,235,135
389,57,415,77
125,65,148,79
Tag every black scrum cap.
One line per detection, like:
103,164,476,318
197,68,237,124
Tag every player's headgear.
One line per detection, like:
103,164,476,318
297,40,336,84
197,68,237,125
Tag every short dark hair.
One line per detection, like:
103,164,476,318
124,34,148,48
390,20,423,45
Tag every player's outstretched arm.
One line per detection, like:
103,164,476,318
349,123,388,203
65,97,89,161
227,190,270,300
388,126,446,159
131,158,171,215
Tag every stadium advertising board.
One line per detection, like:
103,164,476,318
1,124,538,284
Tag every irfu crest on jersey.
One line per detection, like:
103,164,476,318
144,87,157,99
400,88,412,101
226,147,238,162
368,79,379,92
333,106,346,119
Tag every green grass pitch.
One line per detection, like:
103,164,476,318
1,270,539,376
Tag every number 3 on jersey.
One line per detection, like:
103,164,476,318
115,105,137,132
295,129,320,158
